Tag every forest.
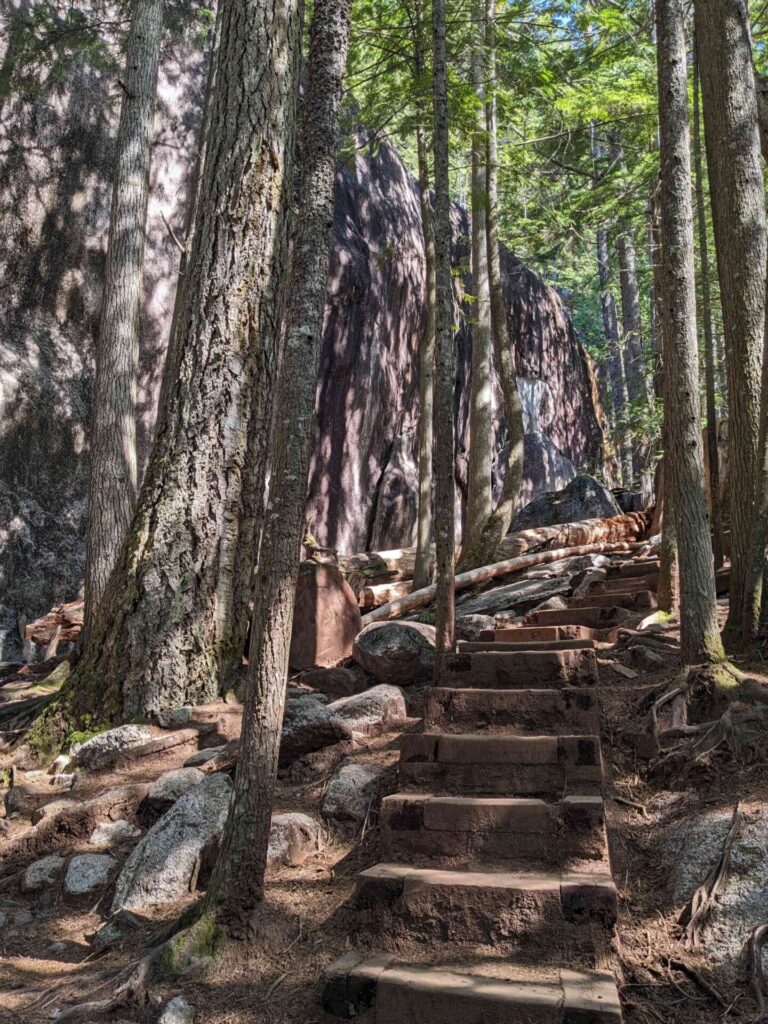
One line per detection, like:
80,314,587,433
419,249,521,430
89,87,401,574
2,0,768,1021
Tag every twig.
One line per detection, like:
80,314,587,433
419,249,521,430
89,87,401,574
161,210,187,255
669,957,729,1008
679,803,742,948
612,795,649,818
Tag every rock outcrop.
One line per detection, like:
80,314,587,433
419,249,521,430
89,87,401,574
0,28,606,654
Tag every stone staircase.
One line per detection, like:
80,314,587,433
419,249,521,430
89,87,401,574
322,561,660,1022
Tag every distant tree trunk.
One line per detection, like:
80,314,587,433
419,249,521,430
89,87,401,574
597,227,633,486
413,20,436,593
83,0,164,642
455,0,524,572
694,0,766,633
62,0,302,726
656,0,724,663
746,270,768,637
207,0,350,932
431,0,456,673
462,0,493,555
692,39,724,571
617,233,647,407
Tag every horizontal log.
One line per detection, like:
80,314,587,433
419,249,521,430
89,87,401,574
26,599,84,646
358,579,414,610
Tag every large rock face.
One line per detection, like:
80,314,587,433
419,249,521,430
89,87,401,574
0,23,605,651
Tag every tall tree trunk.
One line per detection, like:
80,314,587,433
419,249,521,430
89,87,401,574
455,0,524,572
207,0,350,933
617,232,647,407
431,0,456,674
694,0,766,633
412,19,437,593
656,0,724,664
692,38,724,571
83,0,164,642
597,226,633,486
462,0,493,554
62,0,303,726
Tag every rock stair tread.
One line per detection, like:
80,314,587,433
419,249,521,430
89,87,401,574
424,686,599,735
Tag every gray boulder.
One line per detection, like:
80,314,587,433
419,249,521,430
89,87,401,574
146,768,205,811
64,853,117,899
352,621,436,684
184,746,225,767
158,996,195,1024
267,812,324,868
328,685,407,738
457,576,571,618
71,725,153,770
22,854,65,892
322,763,386,826
89,819,143,848
664,805,768,967
456,614,495,640
298,664,374,698
279,696,353,766
511,474,621,532
112,774,232,912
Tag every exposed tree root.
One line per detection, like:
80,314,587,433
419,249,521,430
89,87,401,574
746,924,768,1020
678,803,741,949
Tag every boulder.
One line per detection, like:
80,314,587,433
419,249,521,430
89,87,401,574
146,768,205,812
298,664,374,698
154,706,194,728
663,804,768,967
322,763,386,826
184,746,225,767
63,853,117,900
352,621,436,684
457,577,571,618
22,854,65,892
511,474,621,533
456,614,496,641
267,812,325,868
327,685,407,738
71,725,154,770
289,561,362,671
158,997,195,1024
279,697,354,766
112,774,232,912
89,820,143,848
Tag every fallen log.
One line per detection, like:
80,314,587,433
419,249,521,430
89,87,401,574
361,539,647,624
25,599,84,647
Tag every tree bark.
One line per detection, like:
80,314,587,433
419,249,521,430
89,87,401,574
64,0,303,725
413,17,437,593
656,0,724,663
692,39,724,571
431,0,456,673
455,0,524,572
694,0,766,632
597,226,633,486
617,232,648,407
206,0,350,931
83,0,165,642
462,0,494,555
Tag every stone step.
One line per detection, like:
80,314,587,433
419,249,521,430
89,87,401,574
424,686,599,735
323,954,622,1023
478,625,601,643
568,591,656,611
380,794,608,866
352,863,617,948
616,558,659,577
457,638,596,653
524,606,630,631
439,649,599,689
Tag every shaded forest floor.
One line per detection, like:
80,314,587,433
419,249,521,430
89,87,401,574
2,604,768,1023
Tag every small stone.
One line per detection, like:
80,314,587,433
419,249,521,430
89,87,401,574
92,908,144,949
267,812,324,868
327,685,406,738
455,614,495,641
279,696,353,766
89,820,142,848
64,853,117,898
322,763,386,826
609,662,639,680
46,941,68,954
352,621,436,684
154,707,193,728
49,754,72,775
147,768,205,811
184,746,225,767
22,854,65,892
157,996,195,1024
71,725,153,770
14,909,34,926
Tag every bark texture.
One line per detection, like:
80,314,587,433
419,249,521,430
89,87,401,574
692,42,724,571
455,0,524,572
208,0,350,929
412,17,437,593
83,0,165,641
656,0,723,663
431,0,456,672
694,0,766,631
617,233,648,408
65,0,302,723
463,0,494,554
597,226,632,485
